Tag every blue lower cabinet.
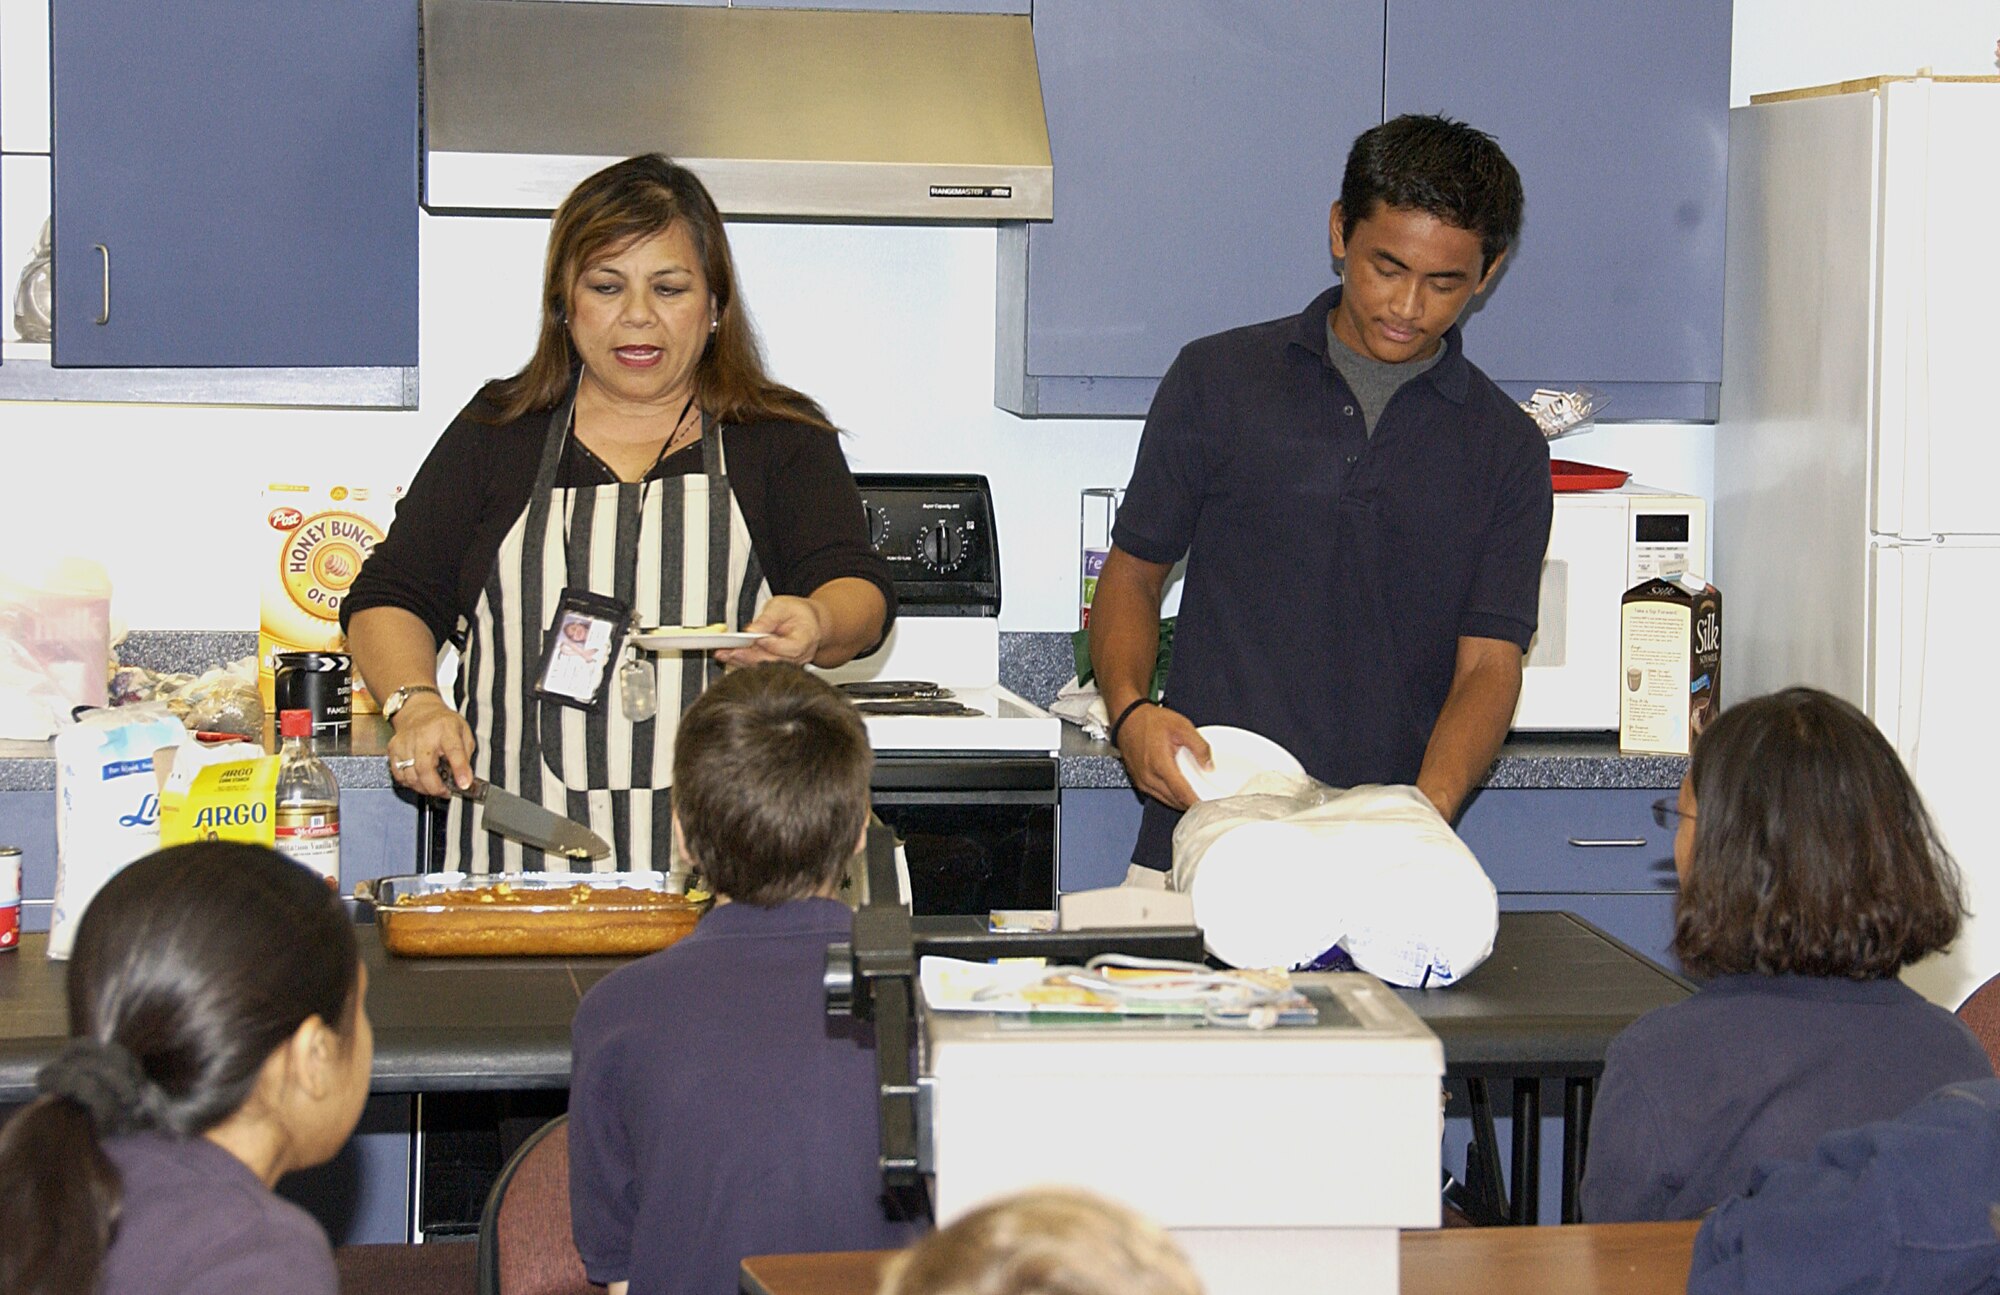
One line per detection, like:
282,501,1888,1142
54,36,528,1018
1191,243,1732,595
1058,787,1143,892
277,1095,416,1245
0,787,419,933
1457,788,1680,970
0,792,57,934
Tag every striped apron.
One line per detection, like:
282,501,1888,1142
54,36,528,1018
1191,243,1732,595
446,395,767,873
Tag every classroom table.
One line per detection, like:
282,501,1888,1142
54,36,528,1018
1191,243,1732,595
1394,911,1695,1223
738,1220,1704,1295
0,910,1688,1224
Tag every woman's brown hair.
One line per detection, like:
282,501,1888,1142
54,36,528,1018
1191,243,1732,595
479,154,835,431
1672,686,1964,979
0,843,359,1295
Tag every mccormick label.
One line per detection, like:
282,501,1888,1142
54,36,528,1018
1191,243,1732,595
275,803,340,885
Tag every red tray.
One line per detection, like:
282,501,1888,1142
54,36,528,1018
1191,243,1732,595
1551,459,1630,492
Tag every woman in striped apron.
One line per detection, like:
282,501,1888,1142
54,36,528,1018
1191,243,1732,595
344,156,893,872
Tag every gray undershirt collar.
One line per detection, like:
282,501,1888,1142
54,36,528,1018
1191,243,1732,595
1324,314,1447,437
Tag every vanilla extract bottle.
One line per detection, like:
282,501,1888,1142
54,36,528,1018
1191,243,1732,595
275,708,340,886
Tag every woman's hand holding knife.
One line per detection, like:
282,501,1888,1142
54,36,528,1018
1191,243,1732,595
386,692,477,799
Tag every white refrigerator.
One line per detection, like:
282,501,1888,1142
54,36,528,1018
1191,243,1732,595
1716,77,2000,1007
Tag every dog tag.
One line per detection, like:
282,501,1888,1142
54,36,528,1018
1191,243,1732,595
619,656,658,722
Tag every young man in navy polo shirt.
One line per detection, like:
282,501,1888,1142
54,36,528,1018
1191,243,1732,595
1091,114,1553,877
567,663,918,1295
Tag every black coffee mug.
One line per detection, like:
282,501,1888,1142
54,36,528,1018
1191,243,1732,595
274,651,352,737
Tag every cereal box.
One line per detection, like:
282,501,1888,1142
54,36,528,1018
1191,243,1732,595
260,483,404,712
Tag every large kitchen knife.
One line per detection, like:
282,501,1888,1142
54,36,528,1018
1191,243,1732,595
452,774,612,862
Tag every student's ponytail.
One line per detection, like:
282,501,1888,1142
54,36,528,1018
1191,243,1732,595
0,843,357,1295
0,1039,166,1295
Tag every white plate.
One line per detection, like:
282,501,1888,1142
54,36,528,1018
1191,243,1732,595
1176,725,1307,801
631,629,765,652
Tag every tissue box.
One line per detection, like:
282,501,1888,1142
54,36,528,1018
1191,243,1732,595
1620,576,1721,756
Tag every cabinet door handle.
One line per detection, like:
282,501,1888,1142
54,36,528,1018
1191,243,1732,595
94,244,111,325
1567,837,1648,848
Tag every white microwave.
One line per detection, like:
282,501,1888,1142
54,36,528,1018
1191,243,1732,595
1513,485,1708,731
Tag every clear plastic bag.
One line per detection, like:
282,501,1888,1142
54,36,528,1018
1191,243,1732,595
1520,386,1610,440
12,217,52,344
1169,778,1497,987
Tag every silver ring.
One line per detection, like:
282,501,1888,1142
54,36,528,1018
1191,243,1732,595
391,758,417,771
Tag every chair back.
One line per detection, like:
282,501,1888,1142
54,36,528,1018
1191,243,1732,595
1956,973,2000,1074
475,1115,594,1295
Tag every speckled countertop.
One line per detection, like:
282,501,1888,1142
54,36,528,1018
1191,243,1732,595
0,632,400,792
997,631,1684,791
1053,725,1683,790
0,630,1684,793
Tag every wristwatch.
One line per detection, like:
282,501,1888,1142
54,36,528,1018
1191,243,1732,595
382,684,442,724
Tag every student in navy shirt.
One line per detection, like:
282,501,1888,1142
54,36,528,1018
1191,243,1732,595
568,663,919,1295
0,842,372,1295
1582,687,1990,1222
1092,114,1551,877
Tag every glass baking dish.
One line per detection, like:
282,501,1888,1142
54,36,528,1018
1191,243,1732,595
365,871,710,958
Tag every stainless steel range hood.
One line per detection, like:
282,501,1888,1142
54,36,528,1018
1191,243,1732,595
422,0,1053,221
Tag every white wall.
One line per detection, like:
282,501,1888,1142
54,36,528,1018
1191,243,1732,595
0,215,1141,632
3,1,1991,634
1730,0,1998,103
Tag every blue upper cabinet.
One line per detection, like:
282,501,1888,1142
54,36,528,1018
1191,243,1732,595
998,0,1731,421
1383,0,1732,421
50,0,418,369
997,1,1384,417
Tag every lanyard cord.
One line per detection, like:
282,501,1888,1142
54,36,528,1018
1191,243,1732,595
558,392,699,568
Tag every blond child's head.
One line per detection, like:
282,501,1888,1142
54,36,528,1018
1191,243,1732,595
877,1189,1203,1295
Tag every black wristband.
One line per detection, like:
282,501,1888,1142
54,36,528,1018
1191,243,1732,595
1107,697,1156,748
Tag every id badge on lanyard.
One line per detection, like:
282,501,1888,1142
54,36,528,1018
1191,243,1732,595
534,587,632,712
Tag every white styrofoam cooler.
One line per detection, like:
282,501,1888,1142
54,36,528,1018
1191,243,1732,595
922,972,1443,1295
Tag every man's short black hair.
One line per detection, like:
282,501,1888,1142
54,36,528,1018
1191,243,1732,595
1340,114,1524,272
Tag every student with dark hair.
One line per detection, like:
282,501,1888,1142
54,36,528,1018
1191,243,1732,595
1581,687,1990,1222
0,842,370,1295
1092,114,1551,880
568,662,919,1295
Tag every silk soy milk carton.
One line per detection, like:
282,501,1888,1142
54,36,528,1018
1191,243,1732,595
261,483,404,713
1619,574,1721,756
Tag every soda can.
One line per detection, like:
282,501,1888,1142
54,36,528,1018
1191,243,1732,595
0,847,20,952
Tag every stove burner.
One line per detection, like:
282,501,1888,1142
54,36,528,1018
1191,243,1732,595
838,680,949,701
853,699,984,717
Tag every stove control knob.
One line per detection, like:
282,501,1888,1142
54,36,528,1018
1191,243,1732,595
865,506,891,550
918,522,967,572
